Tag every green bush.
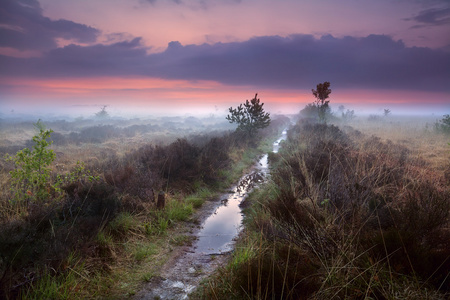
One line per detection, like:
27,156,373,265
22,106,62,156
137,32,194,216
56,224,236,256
5,120,57,203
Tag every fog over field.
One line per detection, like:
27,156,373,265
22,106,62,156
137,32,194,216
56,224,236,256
1,0,449,298
1,101,447,123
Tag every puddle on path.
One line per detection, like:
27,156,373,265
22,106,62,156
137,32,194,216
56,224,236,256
134,129,287,300
272,129,287,153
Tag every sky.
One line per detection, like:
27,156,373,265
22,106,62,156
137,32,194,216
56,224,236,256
1,0,450,117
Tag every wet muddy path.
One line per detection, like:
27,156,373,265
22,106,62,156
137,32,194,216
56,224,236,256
134,130,287,299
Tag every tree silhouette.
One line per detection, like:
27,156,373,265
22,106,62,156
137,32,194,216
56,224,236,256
312,81,332,123
226,93,270,136
95,105,110,119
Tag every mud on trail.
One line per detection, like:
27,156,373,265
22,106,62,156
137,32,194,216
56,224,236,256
134,130,286,300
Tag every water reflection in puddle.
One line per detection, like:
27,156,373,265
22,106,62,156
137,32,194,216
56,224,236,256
194,153,271,255
195,192,245,254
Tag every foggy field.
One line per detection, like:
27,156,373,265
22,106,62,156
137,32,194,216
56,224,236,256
0,112,289,298
1,113,447,189
342,115,450,177
0,112,449,299
0,115,236,171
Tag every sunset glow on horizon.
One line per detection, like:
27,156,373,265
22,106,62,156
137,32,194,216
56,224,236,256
1,0,449,118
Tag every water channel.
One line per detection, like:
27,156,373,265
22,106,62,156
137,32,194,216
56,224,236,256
135,129,287,299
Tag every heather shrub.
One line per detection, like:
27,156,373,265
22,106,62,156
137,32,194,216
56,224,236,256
101,133,235,196
82,125,119,143
74,181,120,218
277,123,449,294
197,136,231,183
122,124,152,137
49,131,67,146
204,122,449,299
1,116,285,298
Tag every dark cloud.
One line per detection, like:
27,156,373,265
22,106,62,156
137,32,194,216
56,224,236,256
142,0,183,5
1,34,449,92
140,0,241,8
406,6,450,28
146,34,450,92
0,37,147,77
0,0,99,51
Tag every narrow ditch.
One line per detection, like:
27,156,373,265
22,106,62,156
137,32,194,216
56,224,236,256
134,129,287,299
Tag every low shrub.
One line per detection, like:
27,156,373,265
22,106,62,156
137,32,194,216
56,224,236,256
202,122,450,299
49,131,67,146
434,114,450,134
79,125,119,143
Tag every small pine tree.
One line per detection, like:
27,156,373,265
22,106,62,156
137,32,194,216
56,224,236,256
226,93,271,136
95,105,110,119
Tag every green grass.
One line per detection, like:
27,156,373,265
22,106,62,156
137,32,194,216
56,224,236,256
170,234,193,246
166,200,193,222
133,243,158,261
143,217,168,236
21,254,87,300
23,271,78,300
97,230,114,247
157,217,169,234
185,187,213,208
141,271,156,282
108,212,138,236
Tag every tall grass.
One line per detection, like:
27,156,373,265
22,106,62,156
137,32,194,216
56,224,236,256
199,121,449,299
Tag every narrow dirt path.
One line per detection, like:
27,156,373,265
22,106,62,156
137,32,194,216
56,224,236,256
134,130,287,299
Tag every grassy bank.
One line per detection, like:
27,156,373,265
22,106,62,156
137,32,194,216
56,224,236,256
197,119,450,299
0,116,289,299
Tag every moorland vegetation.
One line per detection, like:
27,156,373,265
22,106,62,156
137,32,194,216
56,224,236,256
197,111,450,299
0,111,289,299
0,98,448,299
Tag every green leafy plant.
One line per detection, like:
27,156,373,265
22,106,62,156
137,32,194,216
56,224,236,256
5,120,57,203
5,121,99,206
57,161,99,187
